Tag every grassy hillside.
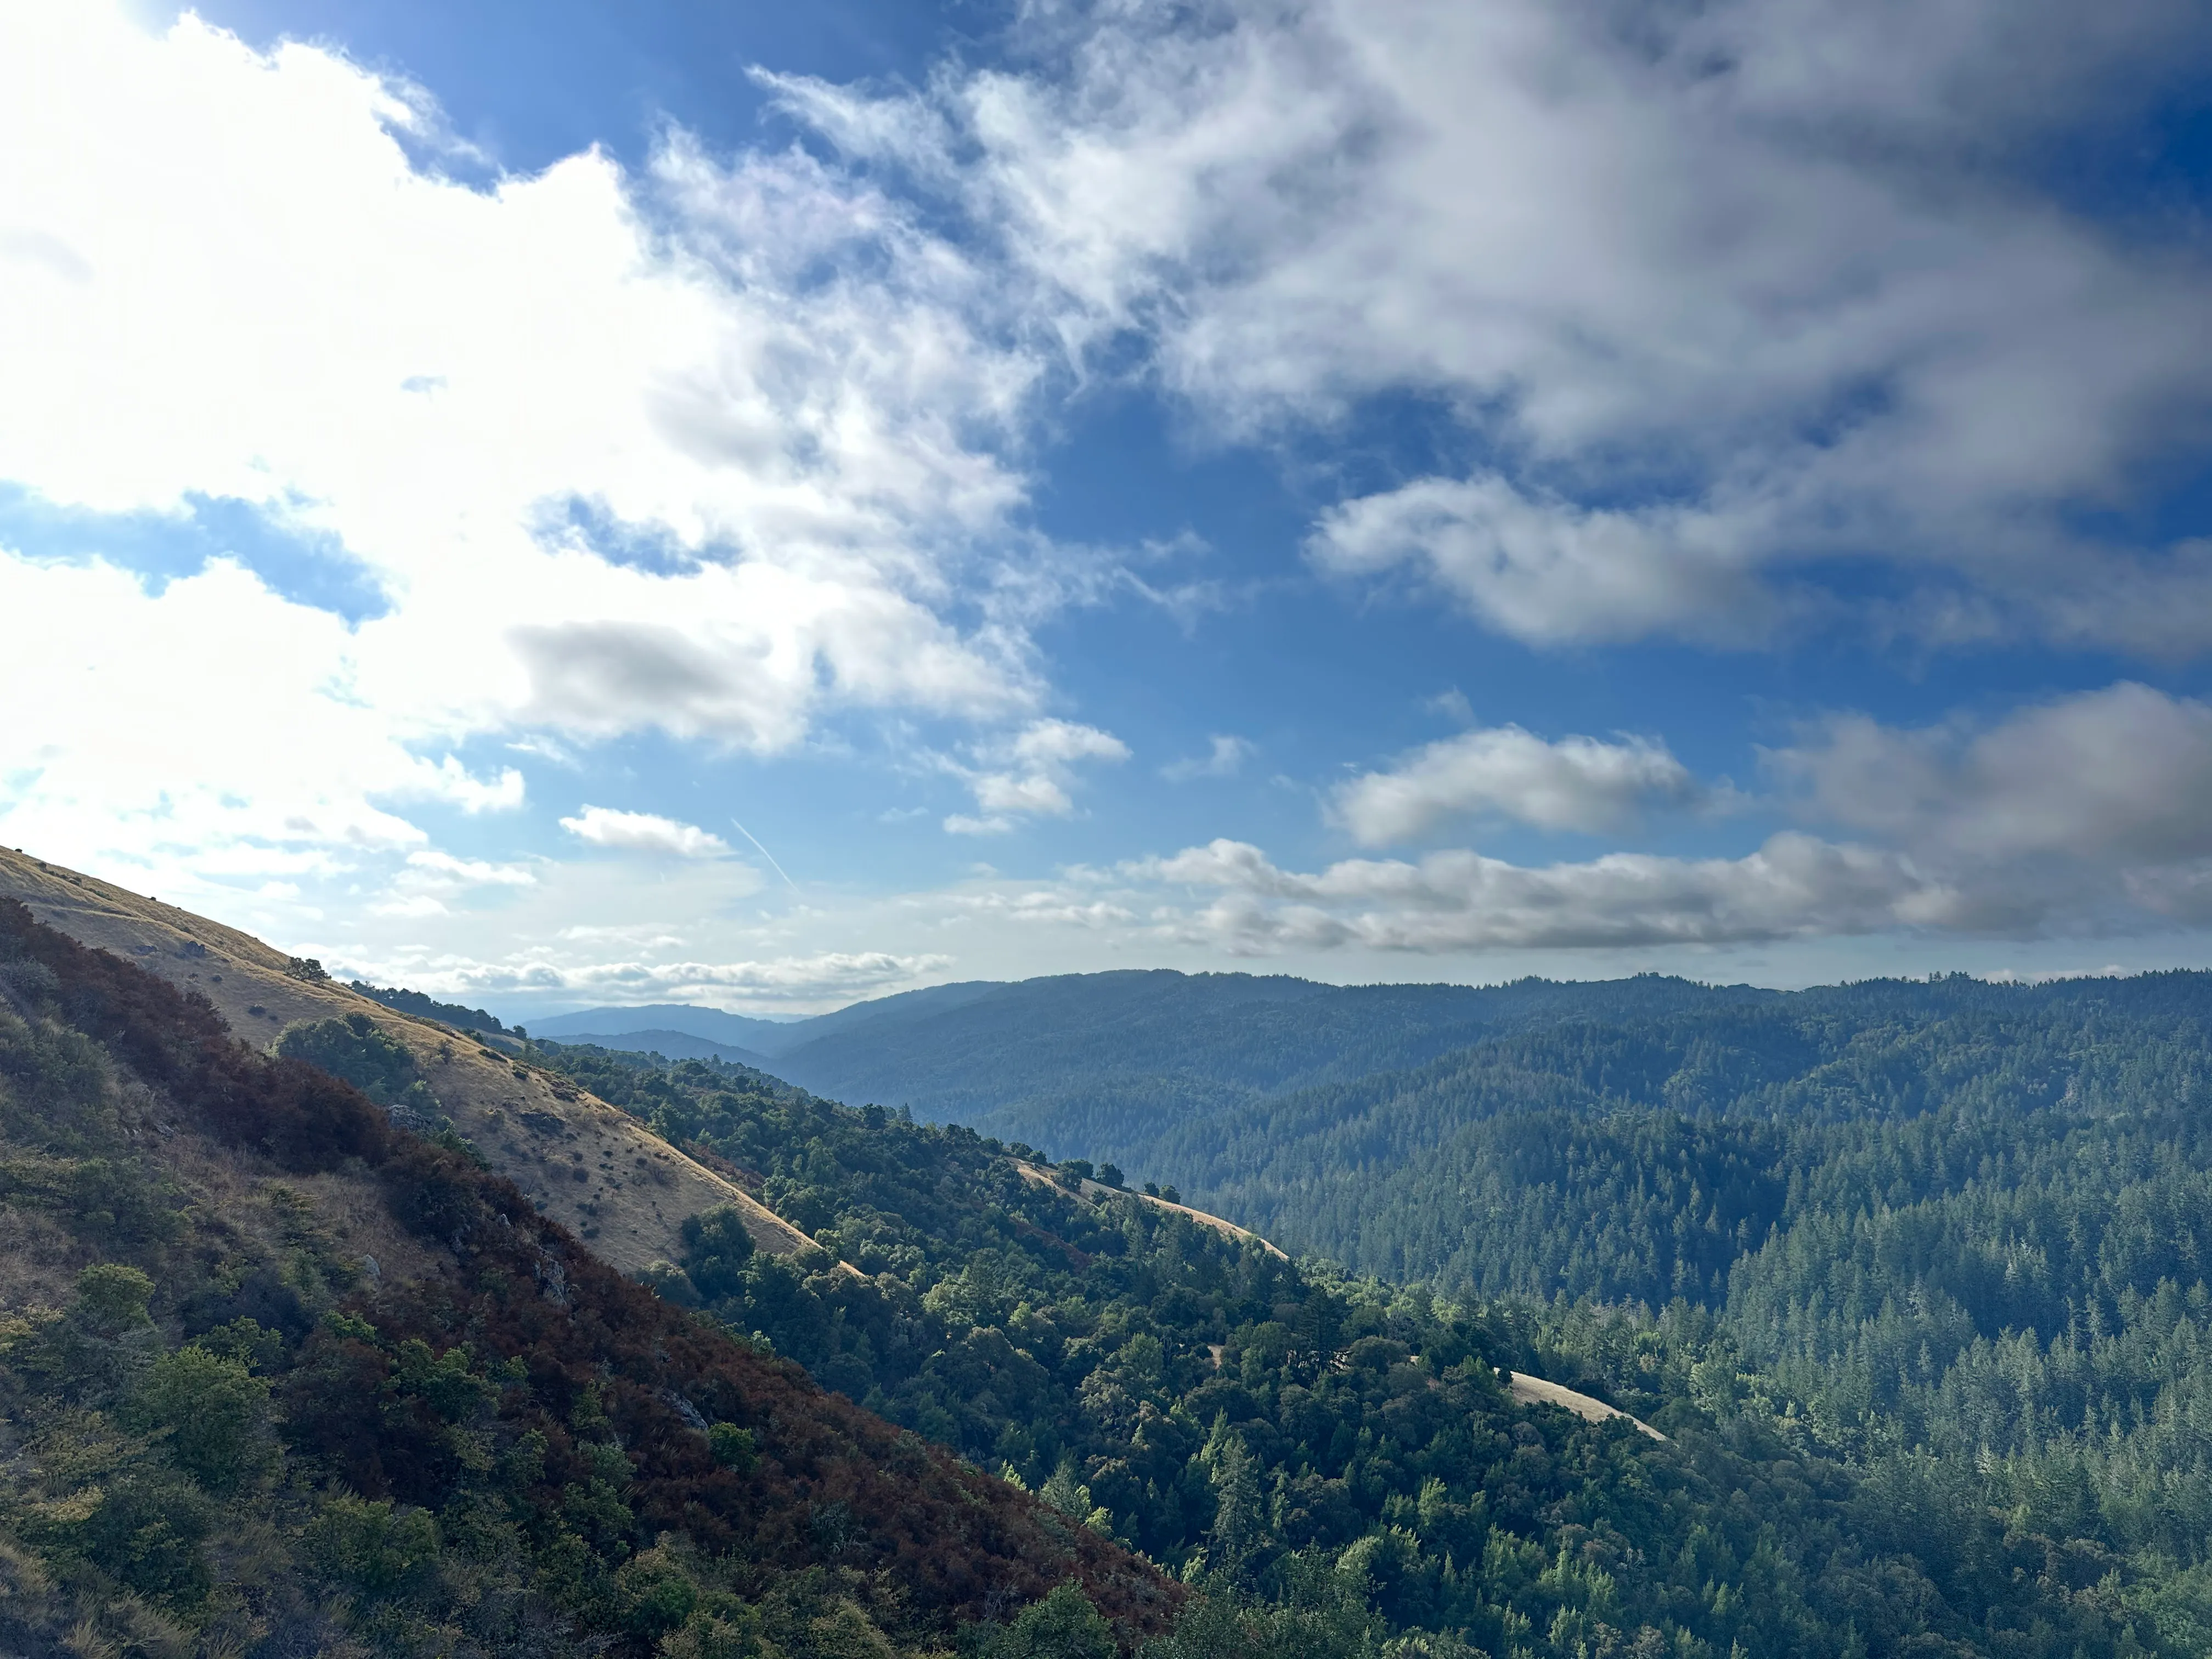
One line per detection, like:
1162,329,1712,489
0,848,816,1277
10,864,2210,1655
0,898,1175,1657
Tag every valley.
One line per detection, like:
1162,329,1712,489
6,854,2212,1655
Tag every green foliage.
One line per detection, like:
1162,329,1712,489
681,1204,757,1301
708,1422,759,1471
277,1011,446,1126
349,978,510,1035
72,1262,153,1333
130,1343,272,1492
306,1493,442,1599
973,1583,1115,1659
531,984,2212,1658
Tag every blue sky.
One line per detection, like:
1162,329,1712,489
7,0,2212,1013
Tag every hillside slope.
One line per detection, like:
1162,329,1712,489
0,898,1176,1656
0,850,816,1276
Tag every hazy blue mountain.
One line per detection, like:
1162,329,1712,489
759,968,1771,1128
526,983,1008,1056
527,1001,813,1053
766,978,1005,1045
538,1028,777,1067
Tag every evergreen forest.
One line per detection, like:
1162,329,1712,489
13,906,2212,1657
521,967,2212,1659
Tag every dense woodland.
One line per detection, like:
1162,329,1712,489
527,1026,2212,1656
15,921,2212,1657
1063,976,2212,1580
659,967,2212,1656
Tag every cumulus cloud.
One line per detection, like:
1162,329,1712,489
0,4,1062,906
559,806,730,859
1074,680,2212,960
946,718,1130,833
1764,683,2212,923
1124,834,1964,953
0,556,519,909
783,0,2212,653
1333,724,1703,844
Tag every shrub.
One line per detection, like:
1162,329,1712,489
974,1583,1114,1659
72,1263,153,1335
133,1344,272,1493
305,1496,440,1599
680,1205,757,1302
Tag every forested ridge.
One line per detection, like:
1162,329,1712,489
755,972,1773,1131
760,967,2212,1656
16,908,2212,1656
521,1005,2212,1658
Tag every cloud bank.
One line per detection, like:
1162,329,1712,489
945,718,1130,834
787,0,2212,652
0,3,1061,906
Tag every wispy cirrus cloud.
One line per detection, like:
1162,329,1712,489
1163,735,1255,782
331,947,950,1006
944,718,1130,834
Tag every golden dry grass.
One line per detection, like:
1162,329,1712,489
0,848,828,1282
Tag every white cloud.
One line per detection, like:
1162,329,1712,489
338,946,949,1005
399,757,527,815
1163,735,1255,781
1772,684,2212,862
401,850,537,889
559,806,730,859
945,718,1129,833
0,4,1066,904
784,0,2212,652
1122,833,1964,953
1308,477,1776,647
372,894,449,919
0,556,519,905
1333,724,1703,843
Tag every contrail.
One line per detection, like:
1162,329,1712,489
730,817,800,896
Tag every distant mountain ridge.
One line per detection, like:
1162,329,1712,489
524,968,1769,1108
528,1000,811,1053
755,968,1771,1122
529,980,1009,1057
542,1028,776,1067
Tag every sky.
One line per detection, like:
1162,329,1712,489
6,0,2212,1015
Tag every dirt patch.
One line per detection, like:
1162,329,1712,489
1506,1372,1667,1441
1011,1161,1289,1260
